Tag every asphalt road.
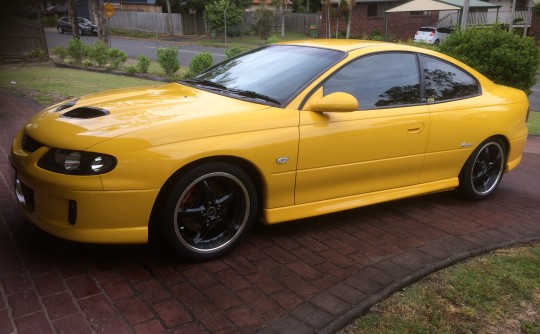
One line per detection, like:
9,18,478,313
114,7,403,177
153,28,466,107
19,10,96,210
529,74,540,112
45,28,226,65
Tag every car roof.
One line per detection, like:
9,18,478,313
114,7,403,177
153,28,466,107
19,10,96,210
278,39,393,52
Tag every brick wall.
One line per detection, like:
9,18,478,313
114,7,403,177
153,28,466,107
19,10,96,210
321,5,440,41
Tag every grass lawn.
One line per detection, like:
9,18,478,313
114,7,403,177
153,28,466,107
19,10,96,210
342,244,540,334
529,111,540,135
0,63,159,105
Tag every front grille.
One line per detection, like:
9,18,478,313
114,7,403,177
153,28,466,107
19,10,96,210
22,134,43,153
16,179,35,212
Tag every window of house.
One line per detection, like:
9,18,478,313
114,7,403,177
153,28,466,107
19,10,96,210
367,3,379,17
420,55,480,102
323,53,421,109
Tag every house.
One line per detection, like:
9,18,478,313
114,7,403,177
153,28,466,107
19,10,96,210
321,0,535,41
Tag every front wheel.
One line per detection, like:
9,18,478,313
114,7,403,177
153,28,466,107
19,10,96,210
57,26,64,34
158,162,258,261
458,137,506,200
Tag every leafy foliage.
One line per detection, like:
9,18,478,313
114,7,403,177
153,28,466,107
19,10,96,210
205,0,243,31
252,8,275,41
157,47,180,77
108,48,128,70
136,54,152,74
67,38,90,64
439,25,539,94
225,45,247,59
90,41,110,68
189,52,214,76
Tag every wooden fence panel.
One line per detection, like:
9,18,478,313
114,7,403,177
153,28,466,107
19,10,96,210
284,13,321,36
0,18,48,62
109,11,183,35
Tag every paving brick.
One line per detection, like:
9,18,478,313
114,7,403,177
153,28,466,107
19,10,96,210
43,292,79,320
246,272,284,295
151,265,184,285
225,306,262,329
278,274,318,298
202,283,242,309
93,316,132,334
263,245,298,264
290,302,333,328
215,269,252,292
33,272,66,297
67,275,101,299
53,313,92,334
238,287,281,315
152,298,192,328
328,282,367,304
78,294,117,321
14,312,53,334
119,263,153,284
310,291,351,316
134,319,167,334
181,266,216,289
267,314,313,334
270,290,302,310
8,291,41,318
116,298,154,325
0,270,31,294
135,280,170,304
0,308,14,334
171,322,208,334
101,276,135,301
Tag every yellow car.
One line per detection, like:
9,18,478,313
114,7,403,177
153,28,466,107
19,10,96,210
10,40,529,261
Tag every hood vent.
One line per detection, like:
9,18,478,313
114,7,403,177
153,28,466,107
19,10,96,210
62,107,110,119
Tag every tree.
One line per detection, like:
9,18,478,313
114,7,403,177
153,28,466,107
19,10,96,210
205,0,243,32
90,0,109,45
68,0,80,39
345,0,355,38
252,8,275,40
165,0,174,35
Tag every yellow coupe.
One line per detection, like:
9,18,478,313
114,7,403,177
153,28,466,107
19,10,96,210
10,40,529,260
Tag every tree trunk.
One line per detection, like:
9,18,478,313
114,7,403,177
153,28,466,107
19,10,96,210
166,0,174,36
91,0,109,45
68,0,79,38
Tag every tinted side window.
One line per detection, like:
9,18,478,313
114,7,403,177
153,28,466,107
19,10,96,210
323,53,421,110
421,55,480,102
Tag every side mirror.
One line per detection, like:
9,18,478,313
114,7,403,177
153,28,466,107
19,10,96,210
310,92,358,112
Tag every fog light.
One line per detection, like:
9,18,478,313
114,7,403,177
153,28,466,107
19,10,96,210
68,200,77,225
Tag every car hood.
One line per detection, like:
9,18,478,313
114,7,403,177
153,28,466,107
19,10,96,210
24,83,273,151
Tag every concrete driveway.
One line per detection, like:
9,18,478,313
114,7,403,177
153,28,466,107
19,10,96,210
1,89,539,334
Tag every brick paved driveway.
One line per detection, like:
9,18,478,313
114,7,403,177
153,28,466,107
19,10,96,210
1,88,539,334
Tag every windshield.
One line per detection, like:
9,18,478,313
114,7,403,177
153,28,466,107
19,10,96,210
184,45,345,106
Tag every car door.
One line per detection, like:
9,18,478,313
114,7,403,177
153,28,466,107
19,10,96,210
295,52,430,204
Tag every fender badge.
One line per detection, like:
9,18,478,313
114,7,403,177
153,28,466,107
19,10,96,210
276,157,289,164
460,142,473,148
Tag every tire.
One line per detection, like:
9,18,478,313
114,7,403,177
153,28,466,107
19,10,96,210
158,162,258,261
57,26,64,34
434,39,440,45
458,137,506,201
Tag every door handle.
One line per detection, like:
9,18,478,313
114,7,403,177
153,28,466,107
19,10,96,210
407,122,425,134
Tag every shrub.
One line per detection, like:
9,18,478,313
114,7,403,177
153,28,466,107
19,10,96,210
157,47,180,77
439,25,539,94
136,54,151,74
189,52,213,76
52,46,68,62
89,41,109,68
252,8,275,41
27,49,48,60
66,37,89,64
266,35,280,44
107,48,128,70
124,65,138,75
225,45,246,59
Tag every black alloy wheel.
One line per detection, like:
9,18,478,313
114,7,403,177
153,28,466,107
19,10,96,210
458,137,506,200
159,162,258,261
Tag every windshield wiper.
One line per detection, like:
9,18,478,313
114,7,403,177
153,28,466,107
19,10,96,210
227,89,281,106
181,79,228,91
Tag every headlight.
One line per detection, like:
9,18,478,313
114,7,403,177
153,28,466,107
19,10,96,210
38,149,116,175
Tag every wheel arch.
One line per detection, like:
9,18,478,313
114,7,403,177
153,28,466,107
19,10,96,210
148,155,265,240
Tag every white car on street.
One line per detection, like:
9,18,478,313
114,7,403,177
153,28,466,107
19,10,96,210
414,26,452,45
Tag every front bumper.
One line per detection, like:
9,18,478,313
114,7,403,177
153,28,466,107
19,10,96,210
11,131,158,244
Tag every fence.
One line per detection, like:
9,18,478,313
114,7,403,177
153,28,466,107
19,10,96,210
108,10,320,37
0,18,48,62
109,11,184,36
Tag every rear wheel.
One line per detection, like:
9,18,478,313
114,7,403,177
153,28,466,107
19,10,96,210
458,137,506,200
158,162,257,261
